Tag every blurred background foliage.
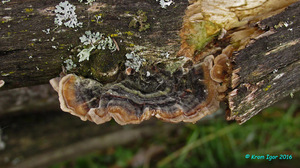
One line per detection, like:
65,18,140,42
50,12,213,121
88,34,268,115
49,100,300,168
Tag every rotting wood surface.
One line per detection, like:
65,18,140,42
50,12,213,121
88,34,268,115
227,2,300,124
0,1,299,128
0,0,187,89
0,1,300,167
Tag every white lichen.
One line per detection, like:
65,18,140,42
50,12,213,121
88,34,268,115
273,73,284,80
125,51,145,72
161,52,170,58
77,31,117,62
77,46,95,62
156,0,173,9
1,73,9,77
97,36,116,51
54,1,83,28
290,92,294,98
79,31,103,45
42,29,51,34
2,16,12,22
94,15,102,23
275,21,294,29
64,58,77,70
1,0,10,4
78,0,95,5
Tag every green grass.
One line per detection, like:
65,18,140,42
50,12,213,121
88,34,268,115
50,101,300,168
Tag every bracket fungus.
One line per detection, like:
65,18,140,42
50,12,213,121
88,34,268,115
50,0,297,125
50,46,233,125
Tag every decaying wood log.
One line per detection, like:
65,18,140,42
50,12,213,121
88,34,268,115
0,0,187,89
0,1,299,125
227,2,300,123
0,0,299,167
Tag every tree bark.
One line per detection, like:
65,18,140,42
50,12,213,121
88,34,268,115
0,0,187,89
227,2,300,124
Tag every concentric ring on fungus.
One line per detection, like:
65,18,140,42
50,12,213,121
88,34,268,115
50,49,232,125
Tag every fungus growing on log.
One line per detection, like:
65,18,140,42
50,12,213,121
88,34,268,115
50,0,298,125
50,46,233,125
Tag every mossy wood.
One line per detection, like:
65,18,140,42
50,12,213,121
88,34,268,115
0,0,299,124
0,0,187,89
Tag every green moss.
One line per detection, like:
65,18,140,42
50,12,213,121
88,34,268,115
91,13,103,24
71,42,127,84
233,111,239,115
25,8,34,13
129,10,150,32
124,31,134,36
110,34,118,37
164,59,189,74
58,44,66,50
263,85,272,91
1,73,9,76
187,20,221,51
128,43,135,47
1,71,14,76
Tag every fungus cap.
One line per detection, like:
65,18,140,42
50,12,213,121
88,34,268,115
50,54,226,125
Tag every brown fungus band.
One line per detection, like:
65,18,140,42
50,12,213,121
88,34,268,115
50,50,233,125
